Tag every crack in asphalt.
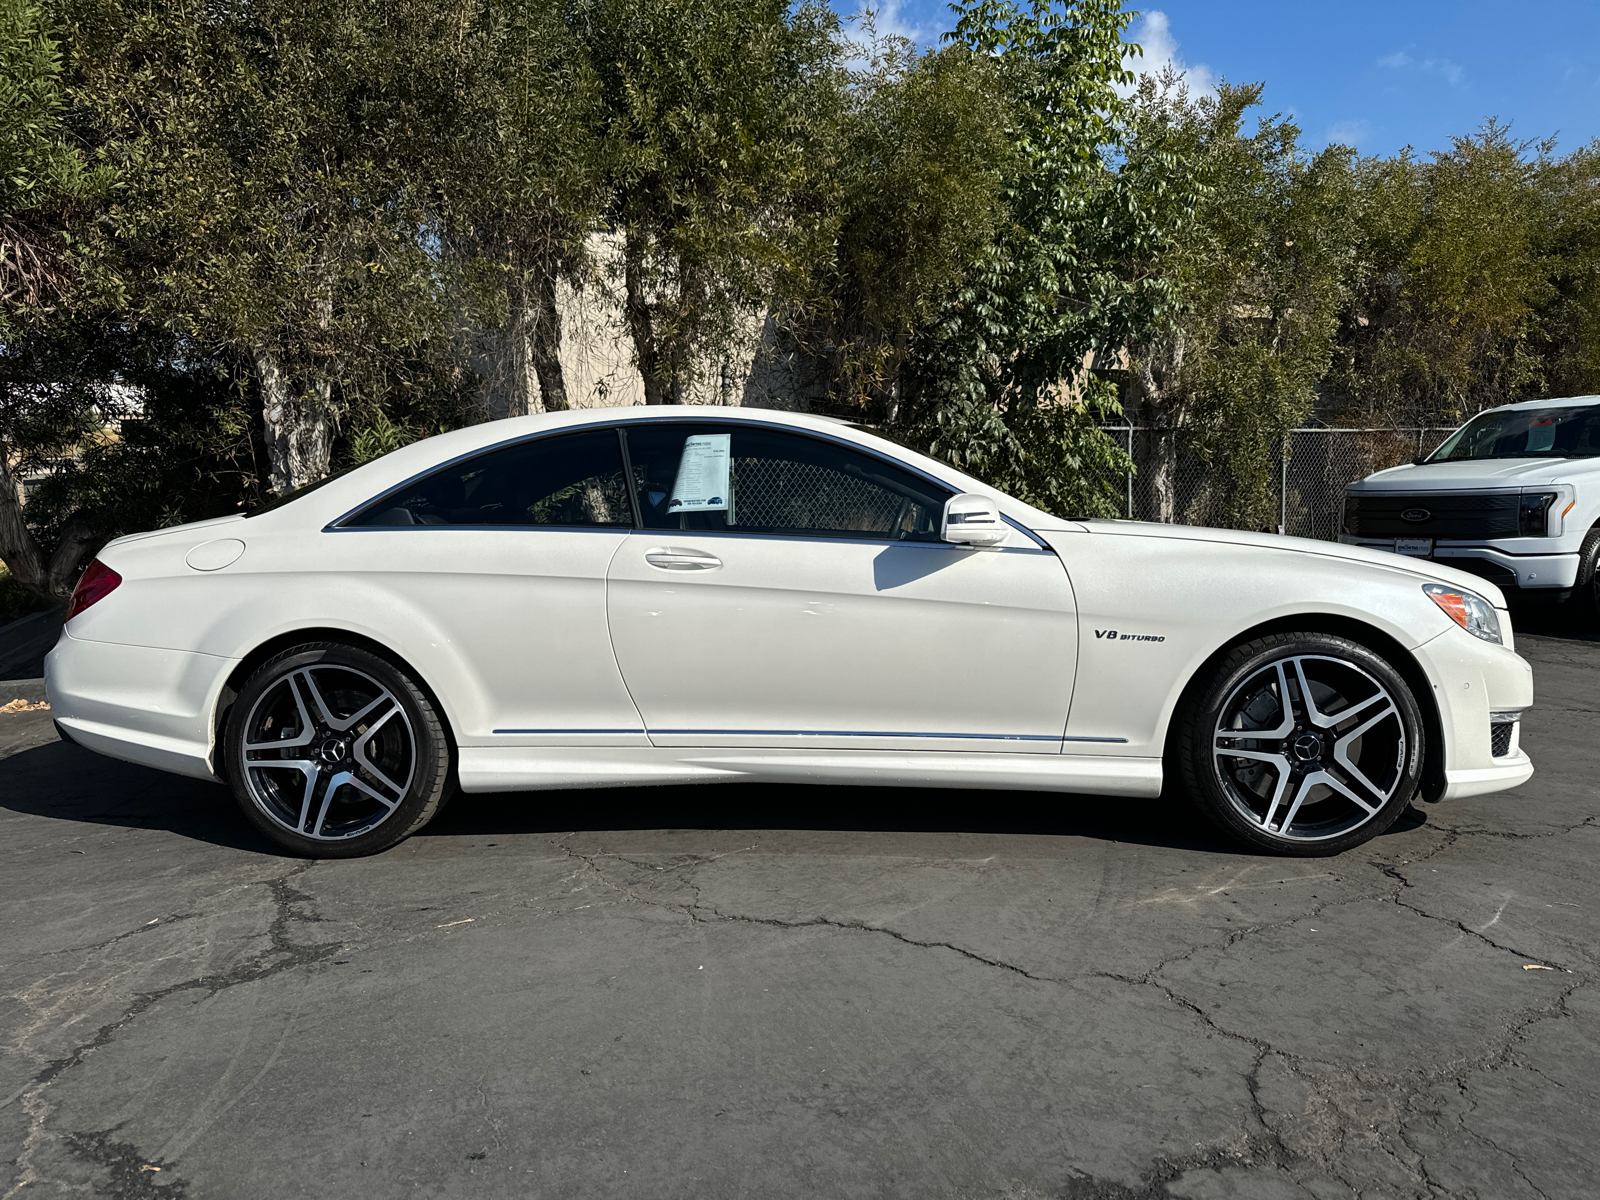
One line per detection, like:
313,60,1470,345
18,909,210,964
693,902,1062,980
521,804,1600,1200
1087,824,1592,1199
6,755,1591,1197
2,862,343,1200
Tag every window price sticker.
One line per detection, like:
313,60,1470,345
669,434,732,514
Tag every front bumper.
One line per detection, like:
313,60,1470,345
1411,624,1534,800
1339,537,1579,592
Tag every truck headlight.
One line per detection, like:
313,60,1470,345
1518,491,1559,537
1424,583,1503,644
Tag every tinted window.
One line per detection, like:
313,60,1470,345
1430,404,1600,461
346,429,631,527
623,423,949,540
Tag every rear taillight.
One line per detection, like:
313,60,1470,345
66,559,122,621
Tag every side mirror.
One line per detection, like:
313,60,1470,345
942,493,1008,547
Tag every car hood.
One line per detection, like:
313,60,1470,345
1350,457,1600,492
1039,518,1509,605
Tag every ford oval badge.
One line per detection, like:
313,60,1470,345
1400,507,1431,523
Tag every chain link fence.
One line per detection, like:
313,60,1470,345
1099,426,1460,541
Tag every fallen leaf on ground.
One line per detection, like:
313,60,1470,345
1523,964,1555,971
0,698,48,713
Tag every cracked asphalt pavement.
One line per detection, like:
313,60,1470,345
2,615,1598,1199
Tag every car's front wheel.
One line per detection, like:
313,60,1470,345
1178,633,1425,856
224,642,455,857
1565,525,1600,626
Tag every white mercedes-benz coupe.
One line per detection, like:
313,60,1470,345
46,406,1534,858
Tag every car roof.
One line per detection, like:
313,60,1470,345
1481,394,1600,414
254,405,1064,532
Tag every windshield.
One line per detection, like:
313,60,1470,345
1428,403,1600,462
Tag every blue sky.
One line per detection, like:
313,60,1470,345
839,1,1600,157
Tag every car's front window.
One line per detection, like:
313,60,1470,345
622,423,950,540
1428,404,1600,462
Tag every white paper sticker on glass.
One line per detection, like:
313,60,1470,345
668,434,732,513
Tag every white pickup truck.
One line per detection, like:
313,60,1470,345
1342,395,1600,620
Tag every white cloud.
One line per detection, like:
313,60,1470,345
841,2,926,52
1378,49,1465,87
1327,119,1372,148
1120,11,1217,98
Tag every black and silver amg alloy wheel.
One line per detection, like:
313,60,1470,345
1182,634,1424,856
225,643,453,857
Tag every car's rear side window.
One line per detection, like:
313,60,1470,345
344,429,631,528
622,422,949,540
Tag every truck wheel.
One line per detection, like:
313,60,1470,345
1567,527,1600,626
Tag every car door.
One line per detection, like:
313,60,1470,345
334,427,646,746
605,421,1078,752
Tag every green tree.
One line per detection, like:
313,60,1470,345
0,0,112,326
0,0,116,604
441,0,610,417
897,0,1198,518
1533,138,1600,400
1119,75,1357,529
1329,121,1554,427
566,0,842,405
778,31,1016,423
65,0,457,494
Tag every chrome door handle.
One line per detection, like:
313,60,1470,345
644,548,723,571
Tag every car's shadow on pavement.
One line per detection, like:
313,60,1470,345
3,724,1432,860
1510,601,1600,643
417,778,1431,853
0,738,283,855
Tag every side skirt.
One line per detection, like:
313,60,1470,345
457,746,1162,797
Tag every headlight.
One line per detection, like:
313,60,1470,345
1423,583,1502,644
1518,491,1559,537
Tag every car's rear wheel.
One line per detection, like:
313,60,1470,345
224,642,454,857
1179,633,1424,856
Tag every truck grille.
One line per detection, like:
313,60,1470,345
1344,493,1520,539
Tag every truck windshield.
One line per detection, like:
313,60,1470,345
1428,403,1600,461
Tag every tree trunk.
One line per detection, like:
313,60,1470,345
624,233,670,405
1141,426,1180,524
44,515,96,599
1126,334,1187,524
254,348,335,495
528,268,569,412
498,274,539,419
0,455,96,604
0,453,47,597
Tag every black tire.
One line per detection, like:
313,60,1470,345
224,642,455,857
1178,632,1425,857
1565,526,1600,626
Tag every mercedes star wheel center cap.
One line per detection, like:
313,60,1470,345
1292,733,1324,762
318,737,348,766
